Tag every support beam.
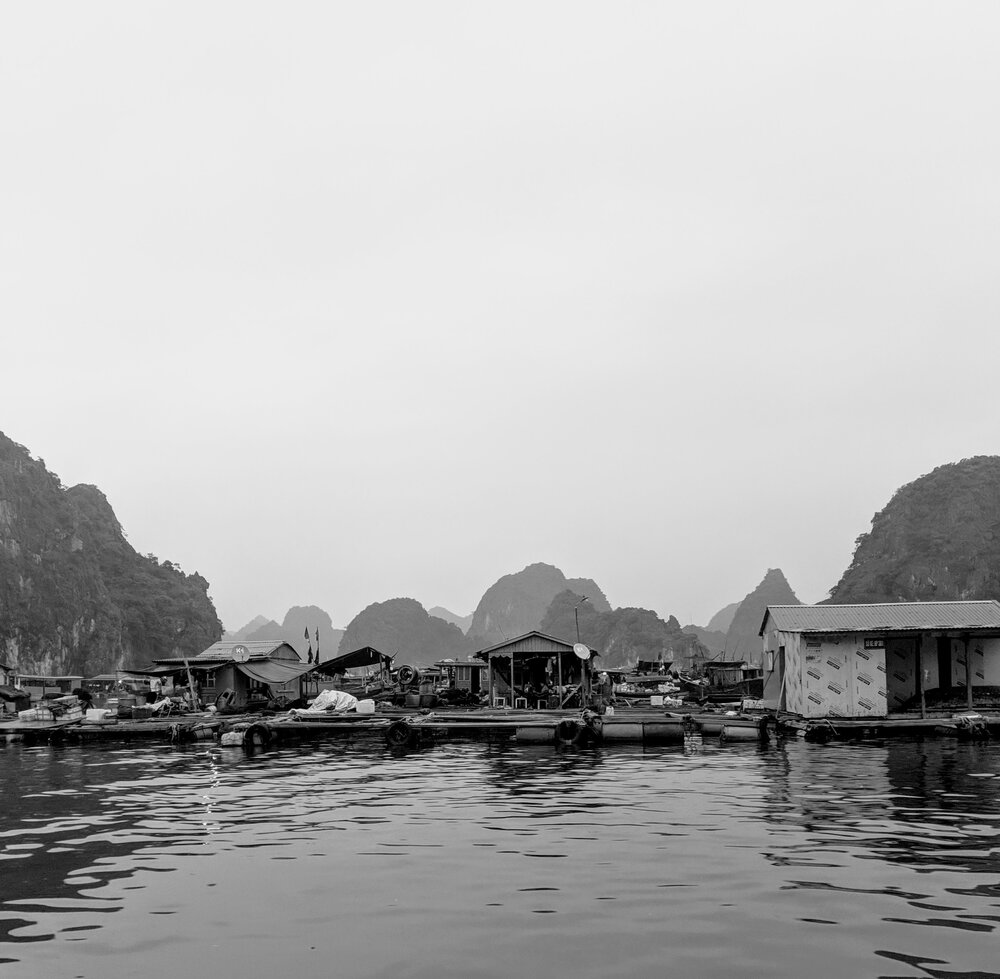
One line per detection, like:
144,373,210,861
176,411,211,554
965,635,973,710
916,636,925,720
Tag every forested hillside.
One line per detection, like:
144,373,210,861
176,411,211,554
829,456,1000,603
0,432,222,676
539,590,707,670
339,598,468,666
467,563,611,647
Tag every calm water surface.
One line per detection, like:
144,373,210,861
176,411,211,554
1,733,1000,978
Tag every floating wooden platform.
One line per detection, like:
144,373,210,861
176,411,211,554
0,716,85,740
4,705,997,748
777,711,1000,741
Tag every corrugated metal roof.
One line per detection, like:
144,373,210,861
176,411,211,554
760,600,1000,636
147,640,303,670
194,640,300,662
86,673,149,682
474,631,599,660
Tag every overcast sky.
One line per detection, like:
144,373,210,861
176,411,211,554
3,2,999,631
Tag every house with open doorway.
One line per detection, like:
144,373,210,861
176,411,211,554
143,640,311,709
759,600,1000,719
473,631,598,708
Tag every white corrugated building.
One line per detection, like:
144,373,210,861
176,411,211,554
759,600,1000,718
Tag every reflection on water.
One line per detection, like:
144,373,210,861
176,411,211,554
1,735,1000,978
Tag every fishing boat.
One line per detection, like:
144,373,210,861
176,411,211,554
685,661,764,703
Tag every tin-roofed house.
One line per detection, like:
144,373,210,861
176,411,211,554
474,631,598,709
434,657,489,697
0,660,30,715
759,601,1000,719
146,640,311,709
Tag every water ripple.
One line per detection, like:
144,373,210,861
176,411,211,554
1,738,1000,977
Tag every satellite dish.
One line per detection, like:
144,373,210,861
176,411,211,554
573,643,591,661
231,644,250,663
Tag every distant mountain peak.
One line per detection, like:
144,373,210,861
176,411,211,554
540,590,708,670
234,606,343,660
467,563,611,647
705,601,740,634
339,598,467,666
225,614,273,640
428,606,473,634
724,568,800,664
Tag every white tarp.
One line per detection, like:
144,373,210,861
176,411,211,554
292,689,359,715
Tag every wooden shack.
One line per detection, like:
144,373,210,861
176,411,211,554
474,631,598,708
145,640,311,708
434,658,488,695
13,674,84,702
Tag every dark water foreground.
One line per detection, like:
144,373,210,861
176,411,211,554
1,735,999,979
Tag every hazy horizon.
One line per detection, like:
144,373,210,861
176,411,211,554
4,3,998,632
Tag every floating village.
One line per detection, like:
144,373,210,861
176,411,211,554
3,599,1000,751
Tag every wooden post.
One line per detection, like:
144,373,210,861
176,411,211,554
965,635,973,709
916,636,925,719
557,651,563,705
183,657,197,710
488,654,494,707
509,656,515,707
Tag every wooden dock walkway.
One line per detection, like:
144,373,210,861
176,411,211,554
5,705,997,749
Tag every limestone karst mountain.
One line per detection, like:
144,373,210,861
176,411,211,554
224,615,274,641
428,606,473,634
684,601,742,656
682,623,728,656
706,601,740,634
279,605,344,662
237,605,344,662
467,563,611,647
829,456,1000,603
724,569,800,665
540,590,708,670
339,598,467,666
0,432,222,676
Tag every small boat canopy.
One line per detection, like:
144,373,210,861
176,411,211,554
312,646,394,676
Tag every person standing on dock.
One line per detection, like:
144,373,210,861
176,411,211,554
596,672,614,712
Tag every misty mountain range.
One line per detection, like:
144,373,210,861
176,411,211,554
224,606,344,662
4,430,1000,675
